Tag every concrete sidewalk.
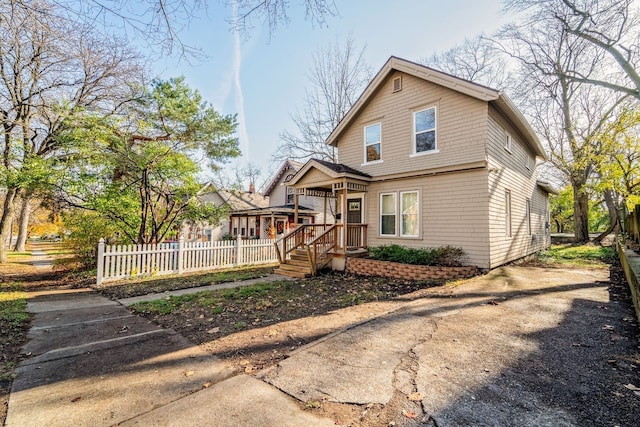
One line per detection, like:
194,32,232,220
6,266,640,426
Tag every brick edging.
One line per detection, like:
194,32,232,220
346,256,478,280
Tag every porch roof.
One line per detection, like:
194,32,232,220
230,205,318,217
287,158,371,193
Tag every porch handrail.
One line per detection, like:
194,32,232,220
273,224,332,264
306,225,338,275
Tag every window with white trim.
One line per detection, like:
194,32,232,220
380,191,420,237
504,132,513,152
505,190,512,237
526,154,532,170
414,107,436,153
364,123,381,163
232,217,239,236
380,193,396,236
400,191,419,237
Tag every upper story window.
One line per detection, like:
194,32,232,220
525,154,532,170
285,173,295,205
286,186,295,205
504,132,513,153
414,107,437,154
364,123,381,163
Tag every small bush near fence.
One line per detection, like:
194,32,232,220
368,244,467,267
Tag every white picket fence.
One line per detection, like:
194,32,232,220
96,236,278,285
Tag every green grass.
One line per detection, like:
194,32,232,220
0,290,29,326
538,244,616,267
131,282,277,315
7,252,31,257
98,266,275,299
0,283,30,382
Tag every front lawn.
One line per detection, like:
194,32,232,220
97,266,276,299
0,283,30,424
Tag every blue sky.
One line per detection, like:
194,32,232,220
151,1,514,186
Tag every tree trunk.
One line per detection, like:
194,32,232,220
14,194,31,252
592,189,618,245
0,187,19,262
572,182,590,243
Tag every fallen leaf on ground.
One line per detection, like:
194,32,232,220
207,327,220,334
203,382,212,388
602,325,615,330
184,370,195,377
624,383,640,391
71,396,81,402
403,410,417,419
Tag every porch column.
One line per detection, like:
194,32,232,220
323,192,327,226
294,192,299,225
341,179,348,249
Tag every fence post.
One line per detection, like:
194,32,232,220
236,235,243,266
96,238,105,286
178,236,184,274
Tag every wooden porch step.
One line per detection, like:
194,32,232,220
278,263,312,274
273,267,309,279
285,258,311,267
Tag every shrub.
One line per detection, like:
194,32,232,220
368,244,466,267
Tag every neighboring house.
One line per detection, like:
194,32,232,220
286,56,554,270
180,183,269,242
228,160,335,239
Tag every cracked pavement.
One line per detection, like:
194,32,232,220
258,266,640,426
7,265,640,426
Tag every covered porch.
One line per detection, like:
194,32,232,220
273,159,371,277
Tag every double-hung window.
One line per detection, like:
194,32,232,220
504,132,513,152
400,191,419,237
380,191,419,237
414,107,436,153
364,123,381,163
380,193,396,235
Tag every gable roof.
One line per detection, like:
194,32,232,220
326,56,546,160
198,183,269,211
262,159,305,196
287,158,371,187
218,189,269,211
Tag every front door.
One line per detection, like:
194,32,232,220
346,198,363,249
347,198,362,224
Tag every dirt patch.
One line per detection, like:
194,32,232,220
131,272,447,375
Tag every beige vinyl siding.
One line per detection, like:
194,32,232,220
337,71,489,178
295,168,335,187
366,170,491,269
486,109,545,267
532,185,551,249
269,171,327,213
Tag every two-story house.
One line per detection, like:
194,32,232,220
282,56,554,272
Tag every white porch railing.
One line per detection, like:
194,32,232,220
96,236,278,285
